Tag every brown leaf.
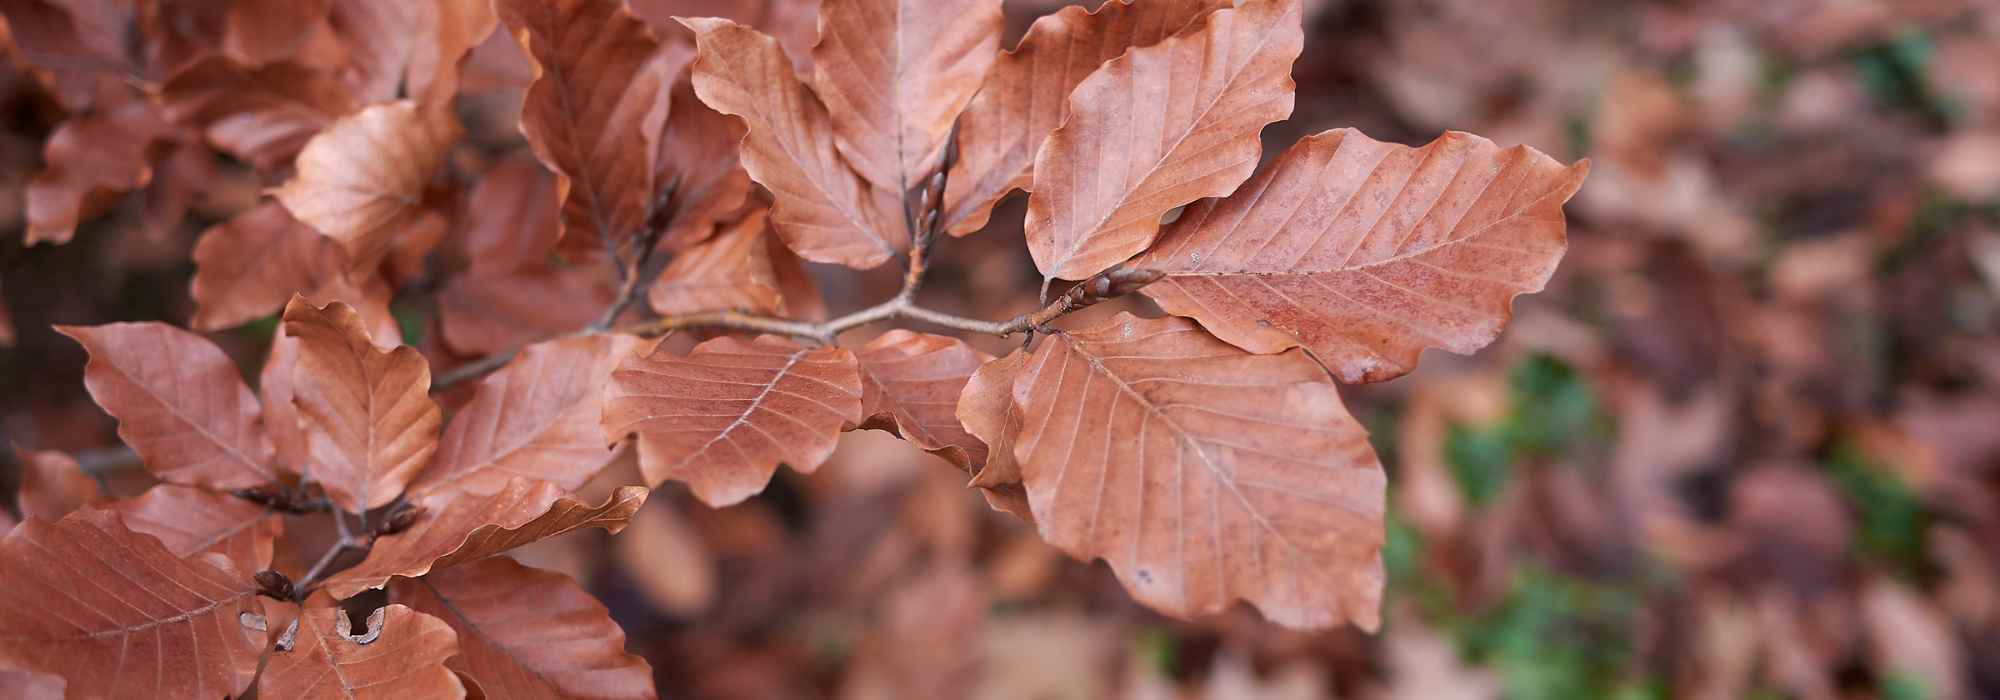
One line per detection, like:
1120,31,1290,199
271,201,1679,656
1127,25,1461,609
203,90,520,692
955,349,1034,520
393,558,656,699
838,566,987,700
604,333,863,506
189,202,347,331
1132,129,1588,382
771,231,828,320
3,0,134,109
273,100,460,271
1024,0,1301,281
1011,313,1384,629
24,84,173,245
613,500,714,615
499,0,679,248
942,0,1227,235
159,57,357,171
260,604,464,700
283,297,442,512
648,208,785,316
0,669,62,700
855,330,993,470
679,17,905,268
323,478,647,598
326,0,428,104
409,0,499,107
262,330,309,473
0,276,12,347
57,322,276,489
414,334,644,495
104,484,283,574
12,448,102,522
219,0,332,66
810,0,1002,193
436,261,618,356
0,509,265,699
455,154,561,275
655,77,754,251
635,0,819,72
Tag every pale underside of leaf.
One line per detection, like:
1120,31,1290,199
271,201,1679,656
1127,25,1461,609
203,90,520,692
954,350,1033,520
58,322,276,489
603,333,863,506
1023,0,1302,281
273,100,460,272
1012,313,1385,630
106,484,283,574
416,334,644,495
259,604,464,700
1133,128,1589,383
283,297,443,512
854,329,993,470
648,208,786,316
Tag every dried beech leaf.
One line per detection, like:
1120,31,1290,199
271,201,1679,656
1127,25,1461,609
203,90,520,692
4,0,133,109
1133,129,1589,382
1024,0,1301,281
25,84,173,245
262,330,309,473
219,0,331,66
415,334,645,495
656,77,754,251
410,0,499,106
283,297,442,512
0,509,264,698
633,0,818,73
613,500,714,615
273,100,460,272
0,669,63,700
838,565,987,700
327,0,429,103
189,202,349,332
943,0,1227,235
648,208,785,317
499,0,678,247
437,262,618,356
323,478,647,598
105,484,283,573
57,322,276,489
13,449,102,522
855,330,994,470
1012,313,1384,629
456,155,561,275
604,334,863,506
955,350,1033,520
810,0,1002,192
679,17,904,268
260,604,464,700
393,558,656,699
159,57,357,171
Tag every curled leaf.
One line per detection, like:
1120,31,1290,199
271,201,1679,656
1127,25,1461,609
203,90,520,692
954,350,1033,520
855,330,993,470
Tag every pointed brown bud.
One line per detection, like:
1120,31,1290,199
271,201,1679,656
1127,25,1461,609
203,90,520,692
254,570,295,600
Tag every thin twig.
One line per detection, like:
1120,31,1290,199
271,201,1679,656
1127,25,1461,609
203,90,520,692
293,538,356,600
430,348,520,392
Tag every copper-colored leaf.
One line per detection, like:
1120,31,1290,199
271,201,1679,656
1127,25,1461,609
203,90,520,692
24,84,173,245
810,0,1002,193
189,202,348,331
0,509,264,699
393,558,656,699
613,500,714,615
838,566,987,700
1024,0,1301,281
1011,313,1384,629
274,100,460,271
604,334,863,506
57,322,276,489
220,0,331,66
942,0,1227,235
680,17,904,268
324,478,647,598
436,261,618,356
648,208,785,316
105,484,282,573
1132,129,1589,382
855,330,993,469
260,604,464,700
655,77,753,251
283,297,442,512
415,334,644,495
633,0,818,74
12,449,102,522
455,154,560,275
0,669,62,700
262,330,309,473
499,0,678,248
159,57,357,171
409,0,499,106
954,349,1033,520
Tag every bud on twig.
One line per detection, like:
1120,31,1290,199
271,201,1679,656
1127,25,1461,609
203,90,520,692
1012,265,1166,332
375,502,425,536
254,570,295,601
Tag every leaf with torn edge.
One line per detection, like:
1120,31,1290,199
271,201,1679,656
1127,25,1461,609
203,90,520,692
283,296,442,512
58,322,276,489
273,100,459,272
260,604,463,700
855,330,993,470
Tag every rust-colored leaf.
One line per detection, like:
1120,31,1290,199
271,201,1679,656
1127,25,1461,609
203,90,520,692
455,154,561,275
189,202,348,332
105,484,283,573
57,322,276,489
0,669,62,700
499,0,679,248
12,449,102,522
0,509,265,699
273,100,460,271
838,565,987,700
410,0,499,107
219,0,331,66
1024,0,1301,281
855,330,993,470
679,17,904,268
393,558,656,699
810,0,1002,193
943,0,1227,235
159,57,357,171
954,349,1033,520
415,334,644,495
604,334,863,506
648,208,785,317
655,77,753,251
283,297,442,512
260,604,464,700
1011,313,1384,629
436,261,618,356
1132,129,1589,382
324,478,648,598
24,84,173,245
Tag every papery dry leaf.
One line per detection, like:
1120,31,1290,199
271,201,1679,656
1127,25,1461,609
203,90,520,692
771,231,828,320
159,57,357,171
189,202,349,331
283,297,441,512
634,0,818,74
604,334,864,506
2,0,133,109
57,322,276,489
24,84,173,245
13,449,102,522
326,0,428,103
260,604,464,700
0,509,264,699
409,0,499,107
810,0,1001,193
262,330,309,473
956,349,1033,520
839,566,987,700
680,17,904,268
220,0,331,66
1133,128,1587,382
943,0,1227,235
499,0,678,248
655,77,753,251
0,669,63,700
614,500,714,615
1024,0,1301,281
273,100,459,271
415,334,644,495
437,262,618,356
105,484,282,573
1012,313,1384,629
855,330,993,469
456,155,560,275
648,208,785,316
323,478,647,598
393,557,656,699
